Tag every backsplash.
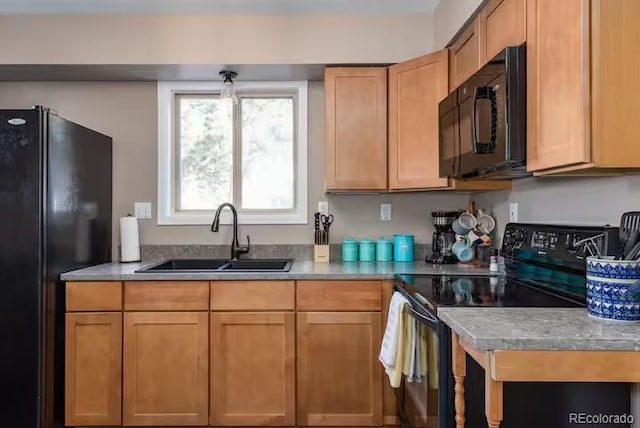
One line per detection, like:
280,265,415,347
136,244,431,262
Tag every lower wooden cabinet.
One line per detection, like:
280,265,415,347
65,313,122,426
210,312,296,426
65,281,387,428
123,311,209,426
296,312,383,426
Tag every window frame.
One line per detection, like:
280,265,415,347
157,80,308,225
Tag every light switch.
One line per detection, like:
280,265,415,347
134,202,152,219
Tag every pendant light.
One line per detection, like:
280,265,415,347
219,70,238,105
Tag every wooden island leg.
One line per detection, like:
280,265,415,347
452,333,466,428
485,371,503,428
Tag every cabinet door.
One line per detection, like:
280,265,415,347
479,0,526,64
210,312,295,426
325,67,387,191
449,18,481,91
388,50,450,189
65,313,122,426
526,0,591,171
123,312,209,426
297,312,382,426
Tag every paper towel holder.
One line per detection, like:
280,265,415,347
120,213,141,263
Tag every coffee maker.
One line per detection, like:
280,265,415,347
426,211,460,264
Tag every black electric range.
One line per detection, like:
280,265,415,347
393,223,630,428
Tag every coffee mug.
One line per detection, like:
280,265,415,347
452,212,477,235
452,237,473,262
476,210,496,234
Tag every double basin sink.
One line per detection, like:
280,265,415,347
136,258,293,273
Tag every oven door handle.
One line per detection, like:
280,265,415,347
393,283,440,328
405,304,439,327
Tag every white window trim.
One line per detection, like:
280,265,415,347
157,80,308,225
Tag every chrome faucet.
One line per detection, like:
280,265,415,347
210,202,250,261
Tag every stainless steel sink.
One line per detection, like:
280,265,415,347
136,258,293,273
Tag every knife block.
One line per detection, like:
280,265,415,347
314,245,330,263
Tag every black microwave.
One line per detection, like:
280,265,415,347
439,46,529,180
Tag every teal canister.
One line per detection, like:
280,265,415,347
376,237,393,262
359,239,376,262
342,237,359,262
394,234,415,262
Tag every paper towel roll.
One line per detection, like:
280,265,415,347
120,215,140,262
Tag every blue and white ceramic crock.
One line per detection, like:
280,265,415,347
586,256,640,322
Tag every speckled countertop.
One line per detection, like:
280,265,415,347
60,260,496,281
438,307,640,351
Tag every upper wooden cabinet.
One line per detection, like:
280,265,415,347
65,313,122,426
527,0,640,174
388,51,450,190
479,0,527,64
123,311,209,426
324,67,388,191
449,18,481,91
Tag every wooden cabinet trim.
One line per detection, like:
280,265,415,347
65,313,122,426
123,311,209,425
210,312,296,425
210,281,295,311
66,281,122,312
296,280,382,311
124,281,209,311
324,67,388,191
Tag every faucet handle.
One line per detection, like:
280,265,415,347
238,235,251,255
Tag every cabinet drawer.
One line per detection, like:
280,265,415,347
124,281,209,311
210,281,295,311
66,282,122,312
296,281,382,311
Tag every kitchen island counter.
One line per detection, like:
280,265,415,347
438,307,640,351
438,307,640,428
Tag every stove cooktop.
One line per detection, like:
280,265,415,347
398,275,584,310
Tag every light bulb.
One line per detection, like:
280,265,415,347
220,80,238,105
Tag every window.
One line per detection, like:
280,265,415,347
158,81,308,225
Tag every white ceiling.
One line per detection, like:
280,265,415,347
0,0,441,14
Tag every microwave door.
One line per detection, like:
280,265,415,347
458,75,507,177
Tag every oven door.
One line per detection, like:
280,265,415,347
393,285,442,428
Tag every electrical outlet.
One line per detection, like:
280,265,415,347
509,202,519,223
318,201,329,216
380,203,392,221
134,202,152,219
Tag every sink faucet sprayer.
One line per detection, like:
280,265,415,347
210,202,250,261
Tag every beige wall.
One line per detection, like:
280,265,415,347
0,14,434,64
474,176,640,244
433,0,482,48
0,81,469,256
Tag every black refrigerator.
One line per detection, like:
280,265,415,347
0,107,112,428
